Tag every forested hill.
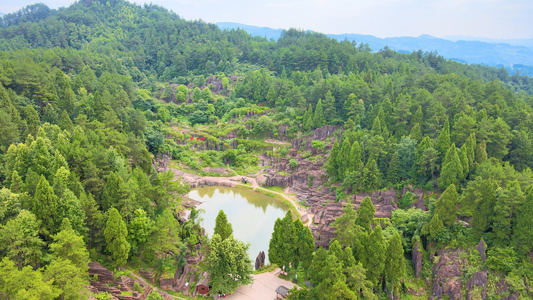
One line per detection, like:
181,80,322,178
1,0,533,299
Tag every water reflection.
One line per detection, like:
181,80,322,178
188,186,288,264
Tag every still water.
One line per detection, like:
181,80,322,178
187,186,289,264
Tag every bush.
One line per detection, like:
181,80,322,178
289,159,298,170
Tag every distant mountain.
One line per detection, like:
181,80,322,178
442,35,533,50
216,22,533,72
217,22,283,40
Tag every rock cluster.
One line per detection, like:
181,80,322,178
429,249,463,300
255,251,266,270
88,262,154,300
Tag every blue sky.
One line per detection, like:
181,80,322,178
2,0,532,39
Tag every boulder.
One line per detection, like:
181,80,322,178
255,251,266,270
412,239,424,279
467,271,487,300
476,238,487,261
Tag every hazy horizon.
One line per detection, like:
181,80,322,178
2,0,533,40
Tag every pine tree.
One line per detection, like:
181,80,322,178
313,99,325,128
436,119,451,163
33,175,59,237
214,210,233,240
458,146,469,180
492,180,524,247
104,208,130,267
10,170,23,193
361,158,381,192
323,91,337,122
411,105,423,126
332,200,360,249
303,103,313,131
326,139,340,178
439,144,463,190
268,211,296,270
434,184,459,227
422,212,444,239
356,196,375,233
337,139,352,179
361,225,386,286
409,123,423,142
512,186,533,255
385,232,405,296
58,110,73,131
371,115,382,136
101,172,124,212
348,141,362,173
387,152,400,185
50,218,90,273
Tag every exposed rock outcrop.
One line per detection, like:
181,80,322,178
477,238,487,261
429,249,463,300
412,238,424,279
88,262,153,300
255,251,266,270
467,271,487,300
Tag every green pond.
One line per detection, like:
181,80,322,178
188,186,289,264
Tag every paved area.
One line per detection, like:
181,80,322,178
222,270,297,300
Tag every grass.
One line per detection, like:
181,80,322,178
254,188,299,217
254,263,278,274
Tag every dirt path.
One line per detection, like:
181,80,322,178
225,269,298,300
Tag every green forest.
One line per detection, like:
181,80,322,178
1,0,533,299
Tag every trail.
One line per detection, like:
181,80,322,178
128,271,187,300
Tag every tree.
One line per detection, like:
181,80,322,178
33,175,59,237
44,258,89,300
104,208,130,267
492,180,524,247
149,208,183,259
384,232,405,296
0,210,44,268
313,98,325,128
128,208,154,254
512,186,533,255
434,184,459,227
356,196,375,233
0,258,59,300
360,225,386,286
214,210,233,240
361,159,381,193
101,171,124,212
326,139,340,179
337,138,352,179
303,103,313,131
439,144,463,190
50,218,90,272
205,234,253,294
348,141,362,173
332,201,361,249
268,211,296,270
436,119,450,163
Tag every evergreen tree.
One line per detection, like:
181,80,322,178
337,138,352,179
58,110,73,131
268,211,296,270
360,225,386,286
411,105,423,126
355,196,375,233
348,141,362,173
436,119,451,163
512,186,533,255
361,158,381,192
49,218,90,272
33,175,59,237
326,139,340,178
492,180,524,247
332,200,361,249
387,152,400,185
313,98,325,128
439,144,463,190
409,122,423,142
104,207,130,267
323,91,337,122
101,171,124,211
384,232,405,297
434,184,459,227
422,212,445,239
214,210,233,240
303,103,313,131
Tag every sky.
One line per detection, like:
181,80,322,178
1,0,533,39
